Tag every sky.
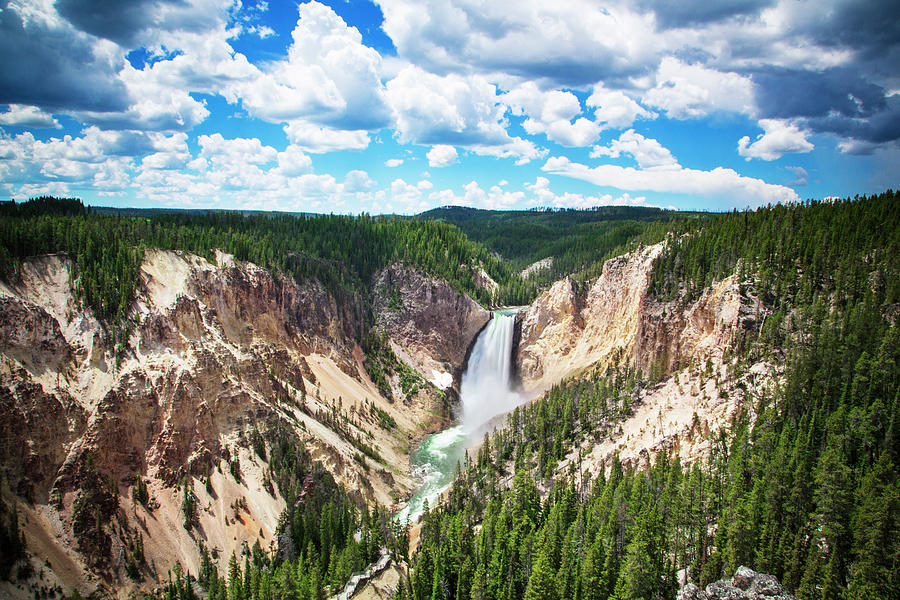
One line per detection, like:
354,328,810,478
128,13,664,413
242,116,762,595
0,0,898,214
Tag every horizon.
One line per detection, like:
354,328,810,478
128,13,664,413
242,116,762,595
1,1,898,214
7,195,860,218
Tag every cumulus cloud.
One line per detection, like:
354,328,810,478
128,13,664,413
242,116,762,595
234,1,390,130
284,121,370,153
386,66,506,145
738,119,814,161
586,86,656,130
504,82,601,147
468,137,546,165
379,0,660,86
0,2,129,112
460,181,525,209
140,132,192,170
389,178,427,211
0,127,183,195
643,57,755,118
0,105,60,128
385,158,404,167
276,145,313,177
344,169,375,192
385,66,544,163
73,63,210,131
591,130,678,168
542,155,798,207
525,176,653,209
426,145,458,167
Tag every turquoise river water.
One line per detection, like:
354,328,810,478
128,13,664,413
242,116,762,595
395,309,522,524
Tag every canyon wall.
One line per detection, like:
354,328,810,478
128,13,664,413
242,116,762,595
515,242,762,395
371,264,491,393
514,241,770,473
0,251,485,598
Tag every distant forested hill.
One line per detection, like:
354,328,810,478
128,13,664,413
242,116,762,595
420,205,706,300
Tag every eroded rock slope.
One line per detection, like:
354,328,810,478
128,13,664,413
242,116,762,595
0,250,485,597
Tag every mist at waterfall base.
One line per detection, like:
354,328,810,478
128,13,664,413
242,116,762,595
396,311,523,524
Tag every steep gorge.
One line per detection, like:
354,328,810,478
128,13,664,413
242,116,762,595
0,250,488,597
1,239,783,597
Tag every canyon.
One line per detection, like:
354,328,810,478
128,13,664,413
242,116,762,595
1,240,765,598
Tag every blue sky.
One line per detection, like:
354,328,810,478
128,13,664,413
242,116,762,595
1,0,898,213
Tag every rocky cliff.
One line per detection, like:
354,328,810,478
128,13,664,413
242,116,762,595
371,264,491,394
0,250,486,598
515,241,772,473
515,242,762,395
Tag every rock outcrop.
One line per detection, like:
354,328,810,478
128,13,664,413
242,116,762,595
516,241,772,475
0,250,487,598
372,264,490,392
515,242,762,395
515,244,662,394
678,566,798,600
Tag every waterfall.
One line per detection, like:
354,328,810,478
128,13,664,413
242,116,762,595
459,311,521,433
396,310,523,524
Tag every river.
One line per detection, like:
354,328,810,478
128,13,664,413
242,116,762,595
395,309,523,524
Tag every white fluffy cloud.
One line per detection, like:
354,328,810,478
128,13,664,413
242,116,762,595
643,57,755,118
276,145,314,177
426,145,458,167
385,66,541,162
468,137,546,165
505,82,601,147
0,127,188,196
0,105,60,128
233,2,390,130
738,119,814,160
587,86,656,130
284,120,370,153
460,181,525,209
388,177,429,211
591,129,678,169
379,0,660,86
543,155,799,207
526,176,653,209
385,158,404,167
75,63,210,131
385,66,505,145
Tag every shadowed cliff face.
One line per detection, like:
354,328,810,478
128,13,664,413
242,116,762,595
371,263,491,393
0,250,488,597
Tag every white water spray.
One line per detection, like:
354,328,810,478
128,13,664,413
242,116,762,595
459,311,522,434
396,310,523,524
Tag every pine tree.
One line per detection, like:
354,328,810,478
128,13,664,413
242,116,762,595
849,452,900,599
523,545,557,600
613,502,663,600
